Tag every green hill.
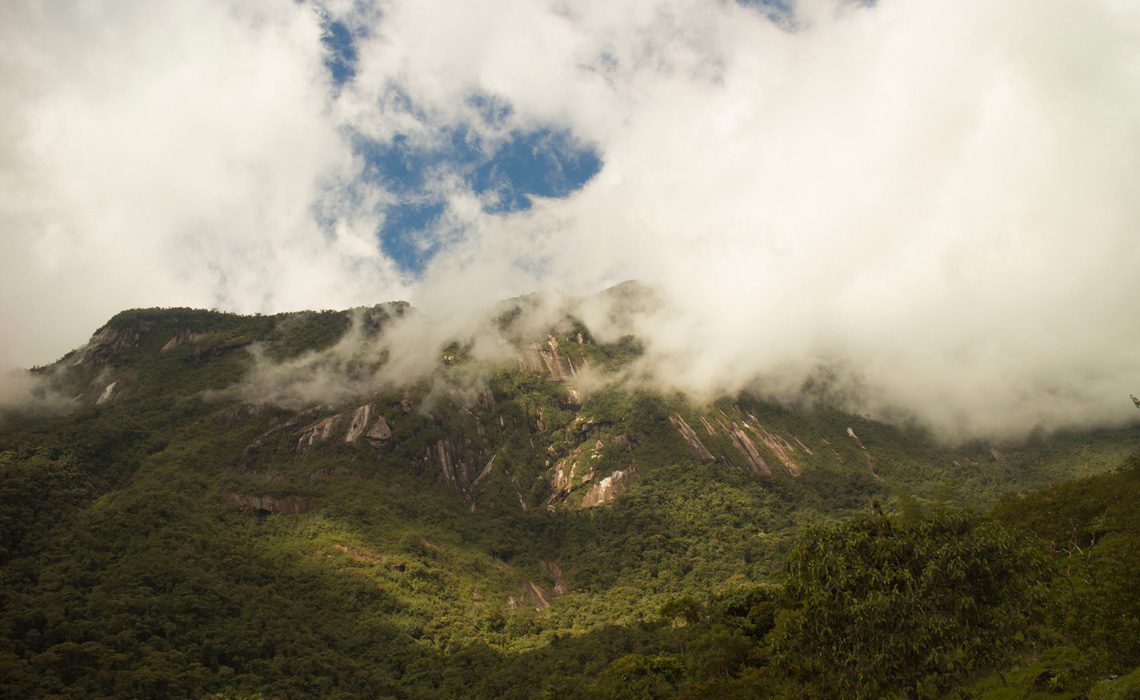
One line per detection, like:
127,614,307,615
1,298,1137,698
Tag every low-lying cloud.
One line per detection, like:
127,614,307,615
4,0,1139,440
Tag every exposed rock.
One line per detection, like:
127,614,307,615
519,346,545,374
472,456,497,487
846,427,881,479
512,476,529,511
366,414,392,442
344,404,372,443
289,403,391,454
160,330,205,353
222,492,313,514
990,447,1004,462
670,415,714,461
519,336,577,382
241,405,328,456
739,412,801,477
521,581,553,611
726,426,771,475
418,437,487,501
543,560,567,596
296,411,355,454
78,324,146,365
551,459,579,494
95,381,118,406
580,468,633,508
792,435,815,456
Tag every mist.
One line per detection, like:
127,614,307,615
0,366,73,415
390,0,1140,441
4,0,1139,441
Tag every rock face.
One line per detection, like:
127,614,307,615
509,581,554,611
847,427,880,479
417,437,487,501
543,559,567,595
519,335,585,382
366,415,392,442
95,381,118,406
725,423,771,475
160,330,205,353
670,415,714,461
580,469,633,508
344,405,372,443
78,324,145,365
293,403,393,454
222,492,313,514
296,412,355,453
671,407,804,477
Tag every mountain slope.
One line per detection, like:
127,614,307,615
1,298,1137,697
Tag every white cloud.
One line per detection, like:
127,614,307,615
351,0,1140,439
0,0,407,367
3,0,1139,439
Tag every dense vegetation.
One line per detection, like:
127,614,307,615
1,303,1138,698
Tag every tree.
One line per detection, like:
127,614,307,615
771,511,1050,698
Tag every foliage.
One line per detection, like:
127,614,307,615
772,511,1051,698
0,304,1137,697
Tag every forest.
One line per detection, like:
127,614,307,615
1,304,1138,698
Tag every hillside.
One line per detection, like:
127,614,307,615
1,296,1138,698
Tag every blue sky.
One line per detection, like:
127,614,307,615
322,16,601,274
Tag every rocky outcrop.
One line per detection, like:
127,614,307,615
366,415,392,442
95,381,118,406
417,437,488,501
847,427,880,479
160,330,205,353
543,559,567,595
674,407,804,477
741,411,802,477
551,459,581,494
293,403,394,454
725,424,771,475
296,412,355,453
344,404,372,443
580,468,633,508
509,581,554,611
222,492,313,514
77,324,146,365
670,415,715,461
519,335,584,382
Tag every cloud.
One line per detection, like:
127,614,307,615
0,1,408,367
348,0,1140,440
4,0,1139,440
0,366,72,415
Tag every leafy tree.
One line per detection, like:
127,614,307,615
771,511,1051,698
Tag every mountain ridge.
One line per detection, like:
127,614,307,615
1,295,1138,697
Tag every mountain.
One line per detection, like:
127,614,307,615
1,292,1138,698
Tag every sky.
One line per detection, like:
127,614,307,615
2,0,1139,439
